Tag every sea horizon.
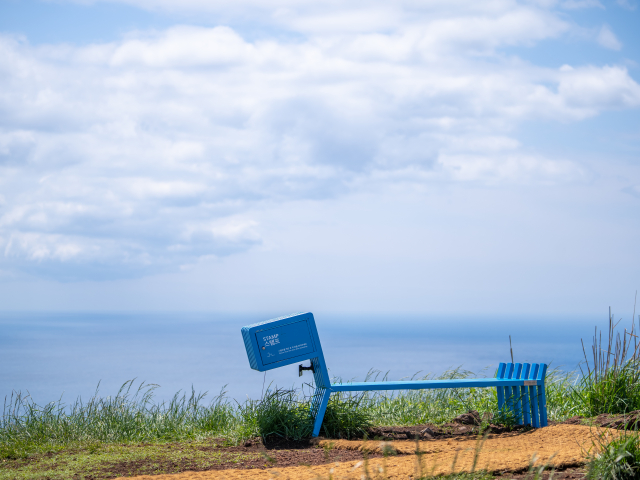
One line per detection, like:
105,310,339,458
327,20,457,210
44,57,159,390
1,310,628,406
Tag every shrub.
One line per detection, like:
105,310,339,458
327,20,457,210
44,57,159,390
575,361,640,416
321,391,373,439
250,387,373,440
252,388,312,441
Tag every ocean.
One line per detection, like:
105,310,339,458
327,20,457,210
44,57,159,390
0,311,614,406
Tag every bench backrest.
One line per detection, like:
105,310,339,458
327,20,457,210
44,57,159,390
241,312,325,372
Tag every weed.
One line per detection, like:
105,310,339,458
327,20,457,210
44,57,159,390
587,431,640,480
260,451,276,465
0,439,259,480
357,367,499,427
0,365,581,460
520,453,556,480
575,304,640,416
252,388,312,441
491,404,519,429
1,381,240,458
321,391,373,439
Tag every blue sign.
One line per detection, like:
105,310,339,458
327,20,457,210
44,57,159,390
241,312,320,372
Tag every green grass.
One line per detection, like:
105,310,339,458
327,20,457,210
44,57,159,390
571,307,640,416
587,431,640,480
0,438,259,480
572,360,640,417
243,388,313,440
1,367,581,461
1,380,247,460
356,368,497,427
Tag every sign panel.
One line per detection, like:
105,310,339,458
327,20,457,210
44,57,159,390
256,320,315,365
241,312,321,372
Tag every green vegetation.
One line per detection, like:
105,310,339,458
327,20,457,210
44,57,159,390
1,367,580,460
0,439,259,480
241,388,314,440
572,307,640,416
0,348,618,454
322,389,374,438
587,432,640,480
245,387,376,441
0,380,242,460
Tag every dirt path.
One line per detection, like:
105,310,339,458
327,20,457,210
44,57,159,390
117,425,621,480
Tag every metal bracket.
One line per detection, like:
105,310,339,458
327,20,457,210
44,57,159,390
299,363,315,377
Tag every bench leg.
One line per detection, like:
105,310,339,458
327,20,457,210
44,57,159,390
507,387,518,423
514,386,523,424
521,385,531,426
311,388,331,437
498,385,518,424
496,362,506,412
529,385,539,428
502,364,516,423
521,364,531,426
537,364,548,427
538,384,548,427
513,364,523,424
497,385,505,411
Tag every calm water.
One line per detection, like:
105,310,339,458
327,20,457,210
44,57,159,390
0,312,613,406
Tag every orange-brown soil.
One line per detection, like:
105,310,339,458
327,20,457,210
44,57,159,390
117,424,623,480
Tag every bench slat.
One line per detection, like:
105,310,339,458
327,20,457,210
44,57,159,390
529,363,540,428
496,363,507,411
329,377,542,392
513,363,523,424
521,363,532,426
537,363,548,427
505,363,515,424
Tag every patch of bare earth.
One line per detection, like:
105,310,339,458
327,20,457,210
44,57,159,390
118,423,627,479
106,410,640,479
92,437,383,479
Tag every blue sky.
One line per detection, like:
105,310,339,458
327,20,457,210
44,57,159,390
0,0,638,315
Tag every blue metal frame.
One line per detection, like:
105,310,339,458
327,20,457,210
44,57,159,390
242,312,548,437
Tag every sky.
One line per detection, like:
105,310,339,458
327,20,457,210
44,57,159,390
0,0,638,316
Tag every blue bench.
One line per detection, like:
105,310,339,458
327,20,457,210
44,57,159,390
242,312,548,437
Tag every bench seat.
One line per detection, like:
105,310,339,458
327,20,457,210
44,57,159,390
330,377,543,391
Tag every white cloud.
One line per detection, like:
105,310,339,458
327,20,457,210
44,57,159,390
1,2,639,280
110,26,255,67
438,153,585,184
557,65,640,111
616,0,637,10
596,25,623,50
560,0,604,9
